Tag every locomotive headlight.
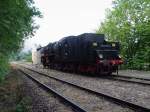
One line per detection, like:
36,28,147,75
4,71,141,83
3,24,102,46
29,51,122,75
118,55,121,58
93,42,98,46
99,54,103,59
112,43,116,47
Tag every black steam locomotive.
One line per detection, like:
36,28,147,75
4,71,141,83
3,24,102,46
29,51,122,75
40,33,123,75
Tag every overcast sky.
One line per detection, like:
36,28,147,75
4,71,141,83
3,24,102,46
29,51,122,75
23,0,113,51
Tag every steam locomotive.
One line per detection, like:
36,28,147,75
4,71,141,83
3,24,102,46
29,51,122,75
35,33,123,75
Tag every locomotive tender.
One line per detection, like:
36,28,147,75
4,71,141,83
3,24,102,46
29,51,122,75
38,33,123,75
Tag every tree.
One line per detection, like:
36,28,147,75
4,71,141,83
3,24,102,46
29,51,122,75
0,0,41,81
96,0,150,70
14,50,32,62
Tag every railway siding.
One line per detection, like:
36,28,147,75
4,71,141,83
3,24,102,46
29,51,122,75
16,70,76,112
18,63,150,109
20,67,135,112
116,70,150,79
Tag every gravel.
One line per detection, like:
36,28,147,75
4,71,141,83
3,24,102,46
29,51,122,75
16,70,75,112
22,67,135,112
19,63,150,109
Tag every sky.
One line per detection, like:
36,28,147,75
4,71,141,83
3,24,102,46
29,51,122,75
23,0,113,51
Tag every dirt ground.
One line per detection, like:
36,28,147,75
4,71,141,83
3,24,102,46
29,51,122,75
0,68,28,112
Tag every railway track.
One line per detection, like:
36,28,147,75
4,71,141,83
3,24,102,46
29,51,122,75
19,65,150,112
102,75,150,86
18,62,150,86
112,74,150,81
20,69,87,112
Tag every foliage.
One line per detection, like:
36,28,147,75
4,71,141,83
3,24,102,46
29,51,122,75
0,56,10,82
96,0,150,70
0,0,41,81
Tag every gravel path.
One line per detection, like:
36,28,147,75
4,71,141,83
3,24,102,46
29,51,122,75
16,70,75,112
19,63,150,109
22,68,134,112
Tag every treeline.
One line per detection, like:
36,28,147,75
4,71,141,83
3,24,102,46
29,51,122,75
97,0,150,70
14,51,32,62
0,0,41,82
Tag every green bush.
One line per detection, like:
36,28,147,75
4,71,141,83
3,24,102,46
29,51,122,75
0,55,10,82
96,0,150,70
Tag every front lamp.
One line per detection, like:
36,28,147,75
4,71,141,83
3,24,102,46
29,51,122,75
99,54,103,59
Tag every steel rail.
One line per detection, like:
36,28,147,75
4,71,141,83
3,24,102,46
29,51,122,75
111,74,150,81
20,69,88,112
101,75,150,86
18,63,150,85
21,65,150,112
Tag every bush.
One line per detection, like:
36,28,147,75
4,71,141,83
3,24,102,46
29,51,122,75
0,55,10,82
